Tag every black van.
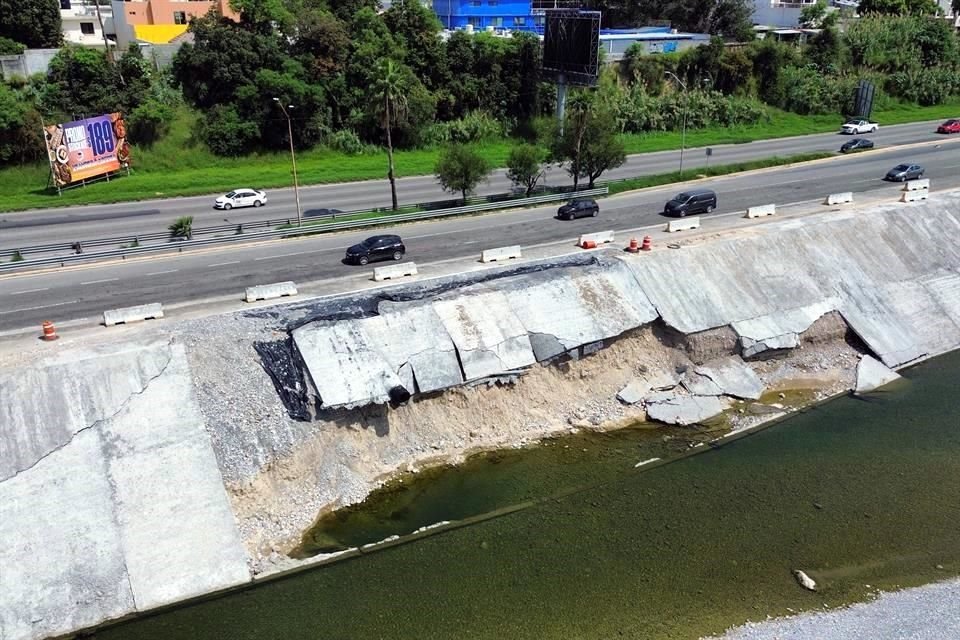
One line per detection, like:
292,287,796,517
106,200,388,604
663,189,718,217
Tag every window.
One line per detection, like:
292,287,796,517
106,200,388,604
469,0,481,5
80,22,95,35
468,16,480,25
488,0,498,4
513,16,525,26
491,16,503,26
60,0,71,9
173,11,187,24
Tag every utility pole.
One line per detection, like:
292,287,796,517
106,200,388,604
273,98,302,227
665,71,688,178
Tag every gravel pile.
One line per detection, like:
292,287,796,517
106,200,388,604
706,578,960,640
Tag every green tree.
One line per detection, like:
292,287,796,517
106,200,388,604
800,0,838,27
506,144,546,196
435,144,491,202
0,0,62,49
551,92,593,190
373,59,408,211
229,0,293,33
128,99,174,147
0,84,26,164
384,0,447,90
40,46,121,117
857,0,939,14
289,8,350,81
578,115,626,188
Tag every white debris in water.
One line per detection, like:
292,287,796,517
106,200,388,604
793,569,817,592
634,458,661,468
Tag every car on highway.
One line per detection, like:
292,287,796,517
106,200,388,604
344,234,406,265
883,163,924,182
841,118,878,135
840,138,875,153
937,119,960,134
557,198,599,220
663,189,718,217
214,188,267,210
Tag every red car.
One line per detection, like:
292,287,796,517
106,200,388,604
937,119,960,134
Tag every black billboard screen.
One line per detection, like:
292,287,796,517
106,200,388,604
542,10,601,86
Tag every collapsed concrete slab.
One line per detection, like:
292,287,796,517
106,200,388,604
682,357,765,400
645,392,726,426
617,370,680,405
855,355,903,394
732,299,839,358
0,342,250,640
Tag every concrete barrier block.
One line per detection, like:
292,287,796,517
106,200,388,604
825,192,854,206
665,217,701,233
900,188,929,203
903,179,930,192
373,262,418,281
102,303,164,327
481,245,522,263
577,231,615,248
244,281,298,303
744,204,776,219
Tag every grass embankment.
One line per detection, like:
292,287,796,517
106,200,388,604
1,101,957,212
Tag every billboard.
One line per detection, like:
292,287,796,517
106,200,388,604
44,112,130,187
542,10,601,87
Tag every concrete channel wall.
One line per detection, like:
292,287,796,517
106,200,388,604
4,192,960,640
290,193,960,410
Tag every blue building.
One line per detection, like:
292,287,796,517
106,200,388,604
432,0,544,33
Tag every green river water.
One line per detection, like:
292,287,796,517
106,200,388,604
95,351,960,640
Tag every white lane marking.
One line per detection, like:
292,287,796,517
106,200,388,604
254,249,325,261
208,260,240,267
80,277,118,285
11,287,49,295
146,269,179,276
0,299,79,315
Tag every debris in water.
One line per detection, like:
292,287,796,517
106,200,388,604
792,569,817,591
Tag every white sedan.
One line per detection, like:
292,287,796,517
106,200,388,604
214,188,267,210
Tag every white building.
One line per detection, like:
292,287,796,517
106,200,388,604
59,0,116,48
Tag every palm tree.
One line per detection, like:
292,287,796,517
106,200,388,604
373,59,409,211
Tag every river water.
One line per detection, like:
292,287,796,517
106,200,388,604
94,351,960,640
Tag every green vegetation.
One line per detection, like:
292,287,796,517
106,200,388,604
168,216,194,239
435,144,492,201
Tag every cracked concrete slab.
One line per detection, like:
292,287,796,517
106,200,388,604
855,355,903,394
733,299,840,358
433,290,535,380
0,342,250,640
617,370,681,404
682,357,765,400
645,392,726,426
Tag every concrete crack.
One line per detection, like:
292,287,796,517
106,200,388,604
1,341,176,484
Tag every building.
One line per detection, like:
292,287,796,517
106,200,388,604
598,27,709,60
432,0,544,32
110,0,239,50
59,0,116,48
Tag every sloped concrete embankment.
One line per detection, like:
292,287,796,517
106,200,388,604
4,193,960,640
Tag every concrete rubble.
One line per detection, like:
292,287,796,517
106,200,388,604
855,355,903,394
617,369,680,404
645,391,727,426
681,357,765,400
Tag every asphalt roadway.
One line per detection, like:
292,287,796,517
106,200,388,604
0,120,953,251
2,138,959,333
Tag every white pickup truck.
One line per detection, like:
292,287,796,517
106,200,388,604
841,118,878,134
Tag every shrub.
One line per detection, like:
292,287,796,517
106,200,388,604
0,36,24,55
128,99,174,147
168,216,193,239
197,105,260,156
325,129,370,155
420,111,504,146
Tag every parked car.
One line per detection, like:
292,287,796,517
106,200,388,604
840,138,875,153
663,189,718,217
841,118,878,135
344,234,406,265
305,207,343,218
557,198,599,220
884,163,924,182
214,188,267,210
937,119,960,134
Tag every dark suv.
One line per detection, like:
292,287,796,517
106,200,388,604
557,198,599,220
663,189,717,217
345,234,405,265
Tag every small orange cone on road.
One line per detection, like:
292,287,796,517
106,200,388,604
626,237,640,253
41,320,59,341
640,236,653,251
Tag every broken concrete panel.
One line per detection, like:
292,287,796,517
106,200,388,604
684,357,765,400
617,380,647,405
292,320,403,408
645,392,726,426
433,290,535,380
733,299,840,358
855,355,903,394
839,282,926,369
618,369,682,405
367,302,463,394
0,343,171,482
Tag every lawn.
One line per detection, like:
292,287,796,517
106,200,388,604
1,100,956,212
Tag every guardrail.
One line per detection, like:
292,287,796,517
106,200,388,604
0,187,607,272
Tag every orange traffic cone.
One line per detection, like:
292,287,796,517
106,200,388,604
581,239,597,249
41,320,59,341
640,236,653,251
625,237,639,253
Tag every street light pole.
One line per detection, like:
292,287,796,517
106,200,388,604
665,72,688,178
273,98,302,227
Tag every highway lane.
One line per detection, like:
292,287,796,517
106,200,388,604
0,120,952,251
2,142,958,332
